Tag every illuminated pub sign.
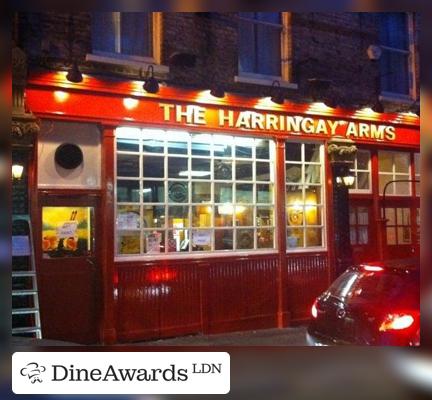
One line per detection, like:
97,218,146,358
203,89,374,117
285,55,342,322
158,103,418,145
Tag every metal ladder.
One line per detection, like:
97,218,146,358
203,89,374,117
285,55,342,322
12,215,42,339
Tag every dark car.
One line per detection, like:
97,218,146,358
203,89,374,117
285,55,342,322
307,258,419,346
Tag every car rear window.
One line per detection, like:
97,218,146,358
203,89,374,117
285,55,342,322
328,269,418,307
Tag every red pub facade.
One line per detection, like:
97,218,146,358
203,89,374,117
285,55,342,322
12,12,420,344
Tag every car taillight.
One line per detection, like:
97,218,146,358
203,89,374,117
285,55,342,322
379,313,415,332
311,300,318,319
362,265,384,272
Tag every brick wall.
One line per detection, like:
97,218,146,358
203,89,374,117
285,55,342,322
16,12,420,109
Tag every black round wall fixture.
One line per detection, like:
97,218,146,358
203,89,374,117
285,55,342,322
54,143,84,169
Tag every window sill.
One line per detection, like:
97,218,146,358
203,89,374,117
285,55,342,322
115,249,279,262
86,53,169,76
234,74,298,89
379,92,414,104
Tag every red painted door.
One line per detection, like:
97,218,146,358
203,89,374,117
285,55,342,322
37,193,101,344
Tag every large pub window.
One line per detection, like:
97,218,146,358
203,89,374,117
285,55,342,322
349,150,371,193
115,128,276,256
378,150,411,195
238,12,282,77
92,12,153,58
285,142,325,250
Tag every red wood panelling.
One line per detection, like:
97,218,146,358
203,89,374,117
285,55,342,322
116,252,327,342
285,253,329,321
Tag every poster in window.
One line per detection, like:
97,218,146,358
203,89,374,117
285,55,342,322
146,232,161,254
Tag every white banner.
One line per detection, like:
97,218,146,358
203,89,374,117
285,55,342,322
12,352,230,394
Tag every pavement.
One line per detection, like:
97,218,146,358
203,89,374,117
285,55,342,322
11,325,308,347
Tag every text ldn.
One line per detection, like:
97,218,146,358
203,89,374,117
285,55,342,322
52,364,189,382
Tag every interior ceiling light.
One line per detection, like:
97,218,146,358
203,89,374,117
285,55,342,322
270,80,284,105
142,65,159,94
66,62,83,83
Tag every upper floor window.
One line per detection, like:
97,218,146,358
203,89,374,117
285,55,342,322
379,13,413,97
238,13,282,77
92,12,153,59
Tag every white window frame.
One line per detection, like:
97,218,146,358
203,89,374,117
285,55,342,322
285,141,326,253
379,12,417,101
114,127,278,260
235,12,297,88
86,12,166,72
414,152,420,197
349,149,372,194
378,150,412,196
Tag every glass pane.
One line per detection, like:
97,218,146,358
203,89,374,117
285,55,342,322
287,228,303,248
191,158,211,179
286,188,303,206
143,205,165,228
213,135,233,157
236,161,253,180
357,172,370,190
358,227,368,245
167,132,188,155
414,153,420,174
256,162,270,181
304,144,320,163
349,208,356,225
395,180,410,195
385,208,396,225
305,227,322,247
168,157,188,178
192,230,212,251
286,164,302,183
215,205,233,227
191,134,211,156
236,229,254,249
214,160,232,180
143,156,164,178
397,227,411,244
287,205,303,226
143,181,164,203
397,208,411,225
257,228,274,249
306,187,322,206
255,139,270,159
256,206,274,226
236,183,253,203
120,13,151,56
117,205,140,229
215,229,233,250
168,181,188,203
304,165,321,184
358,207,369,225
285,143,302,162
394,152,410,173
256,23,281,76
235,137,253,158
379,174,394,194
350,228,357,245
192,182,211,203
386,227,397,245
379,152,393,173
357,151,370,170
256,184,273,203
117,154,139,177
192,205,212,227
42,207,94,258
168,229,189,252
118,231,140,255
215,183,233,203
117,180,140,202
305,205,322,226
143,230,165,254
168,206,189,228
142,132,164,153
117,137,139,152
235,206,253,226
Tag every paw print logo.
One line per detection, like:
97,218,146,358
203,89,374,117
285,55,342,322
20,362,46,383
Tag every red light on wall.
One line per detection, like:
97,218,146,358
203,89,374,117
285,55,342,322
379,313,415,331
147,268,177,284
54,90,69,103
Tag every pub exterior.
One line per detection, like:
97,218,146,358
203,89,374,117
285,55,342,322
12,12,420,344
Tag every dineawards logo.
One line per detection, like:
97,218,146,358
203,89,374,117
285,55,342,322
12,352,230,395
